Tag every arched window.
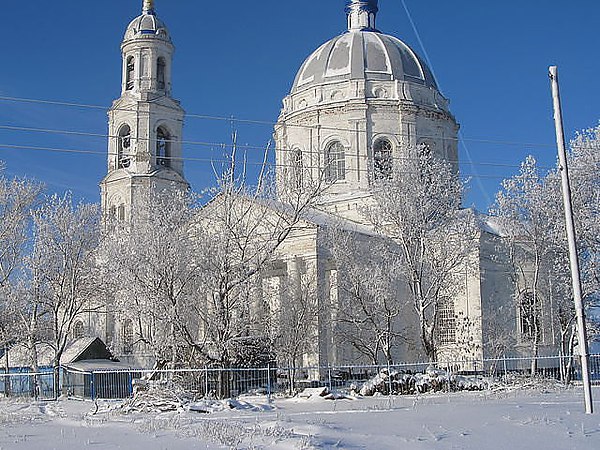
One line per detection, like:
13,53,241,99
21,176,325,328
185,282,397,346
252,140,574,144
373,139,393,180
126,56,135,91
157,57,166,90
292,149,303,189
118,204,126,221
324,141,345,182
156,127,170,167
122,319,134,354
73,321,85,340
117,125,131,169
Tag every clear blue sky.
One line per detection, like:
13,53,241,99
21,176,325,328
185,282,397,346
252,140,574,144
0,0,598,211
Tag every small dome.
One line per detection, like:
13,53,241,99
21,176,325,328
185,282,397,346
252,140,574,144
292,31,437,93
124,11,170,42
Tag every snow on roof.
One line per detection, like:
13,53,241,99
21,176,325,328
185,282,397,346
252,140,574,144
199,191,382,238
466,208,506,237
60,337,99,364
64,359,139,372
0,337,114,370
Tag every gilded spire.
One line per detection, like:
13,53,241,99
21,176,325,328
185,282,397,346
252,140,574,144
143,0,156,15
346,1,379,31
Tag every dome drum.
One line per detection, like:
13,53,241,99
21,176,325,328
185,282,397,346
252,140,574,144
283,79,450,117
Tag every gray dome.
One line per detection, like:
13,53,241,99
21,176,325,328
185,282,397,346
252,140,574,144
124,12,170,42
292,31,438,93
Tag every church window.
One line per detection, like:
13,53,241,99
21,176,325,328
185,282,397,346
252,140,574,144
157,57,166,90
373,139,393,180
109,205,117,219
122,319,134,354
519,290,540,340
156,127,171,167
436,298,456,345
73,320,85,340
325,141,346,182
118,204,126,221
117,125,132,169
292,149,303,189
126,56,135,91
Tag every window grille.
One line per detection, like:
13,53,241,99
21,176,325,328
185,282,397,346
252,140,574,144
436,298,456,345
373,139,393,180
325,141,346,182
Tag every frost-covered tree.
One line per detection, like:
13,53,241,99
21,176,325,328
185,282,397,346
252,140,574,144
0,164,42,288
492,156,558,372
187,173,322,371
270,269,320,392
99,188,200,367
492,125,599,379
327,228,407,365
551,126,600,379
19,193,100,390
366,147,477,362
569,125,600,295
0,164,42,371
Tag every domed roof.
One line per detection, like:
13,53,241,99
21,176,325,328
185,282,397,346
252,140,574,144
124,2,170,43
291,1,437,94
292,31,437,93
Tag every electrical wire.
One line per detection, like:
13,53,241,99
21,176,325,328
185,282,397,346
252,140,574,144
0,124,561,171
0,142,565,181
0,95,559,150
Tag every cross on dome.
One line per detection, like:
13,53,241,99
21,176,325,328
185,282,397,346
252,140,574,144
143,0,156,15
346,0,379,31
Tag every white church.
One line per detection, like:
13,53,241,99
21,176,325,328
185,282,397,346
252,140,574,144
89,0,561,370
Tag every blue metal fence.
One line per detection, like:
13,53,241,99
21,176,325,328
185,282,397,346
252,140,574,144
2,354,599,401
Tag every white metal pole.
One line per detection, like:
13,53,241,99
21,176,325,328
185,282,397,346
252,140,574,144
549,66,594,414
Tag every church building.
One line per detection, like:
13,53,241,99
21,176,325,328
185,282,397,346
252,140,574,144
90,1,561,370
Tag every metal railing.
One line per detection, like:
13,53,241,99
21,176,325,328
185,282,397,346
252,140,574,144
2,354,599,401
0,370,56,400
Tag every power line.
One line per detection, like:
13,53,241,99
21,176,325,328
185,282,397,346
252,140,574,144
0,95,558,149
0,124,560,171
0,142,549,181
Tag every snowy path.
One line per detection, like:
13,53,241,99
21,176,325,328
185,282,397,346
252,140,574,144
1,388,600,449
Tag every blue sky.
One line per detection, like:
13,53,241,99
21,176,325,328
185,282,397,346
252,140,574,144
0,0,598,211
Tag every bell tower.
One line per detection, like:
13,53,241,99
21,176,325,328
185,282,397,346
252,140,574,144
100,0,188,222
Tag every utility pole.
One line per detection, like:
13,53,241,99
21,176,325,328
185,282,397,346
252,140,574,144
549,65,594,414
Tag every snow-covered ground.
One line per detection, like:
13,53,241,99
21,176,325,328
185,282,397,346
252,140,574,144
1,387,600,449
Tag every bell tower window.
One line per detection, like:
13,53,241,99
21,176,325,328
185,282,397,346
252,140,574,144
126,56,135,91
325,141,346,182
157,57,166,90
117,125,132,169
373,139,393,180
156,127,171,167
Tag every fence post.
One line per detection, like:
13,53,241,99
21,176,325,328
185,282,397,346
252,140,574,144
90,372,96,401
387,361,393,396
204,366,209,398
327,367,332,392
266,364,272,403
128,371,133,397
3,371,8,398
